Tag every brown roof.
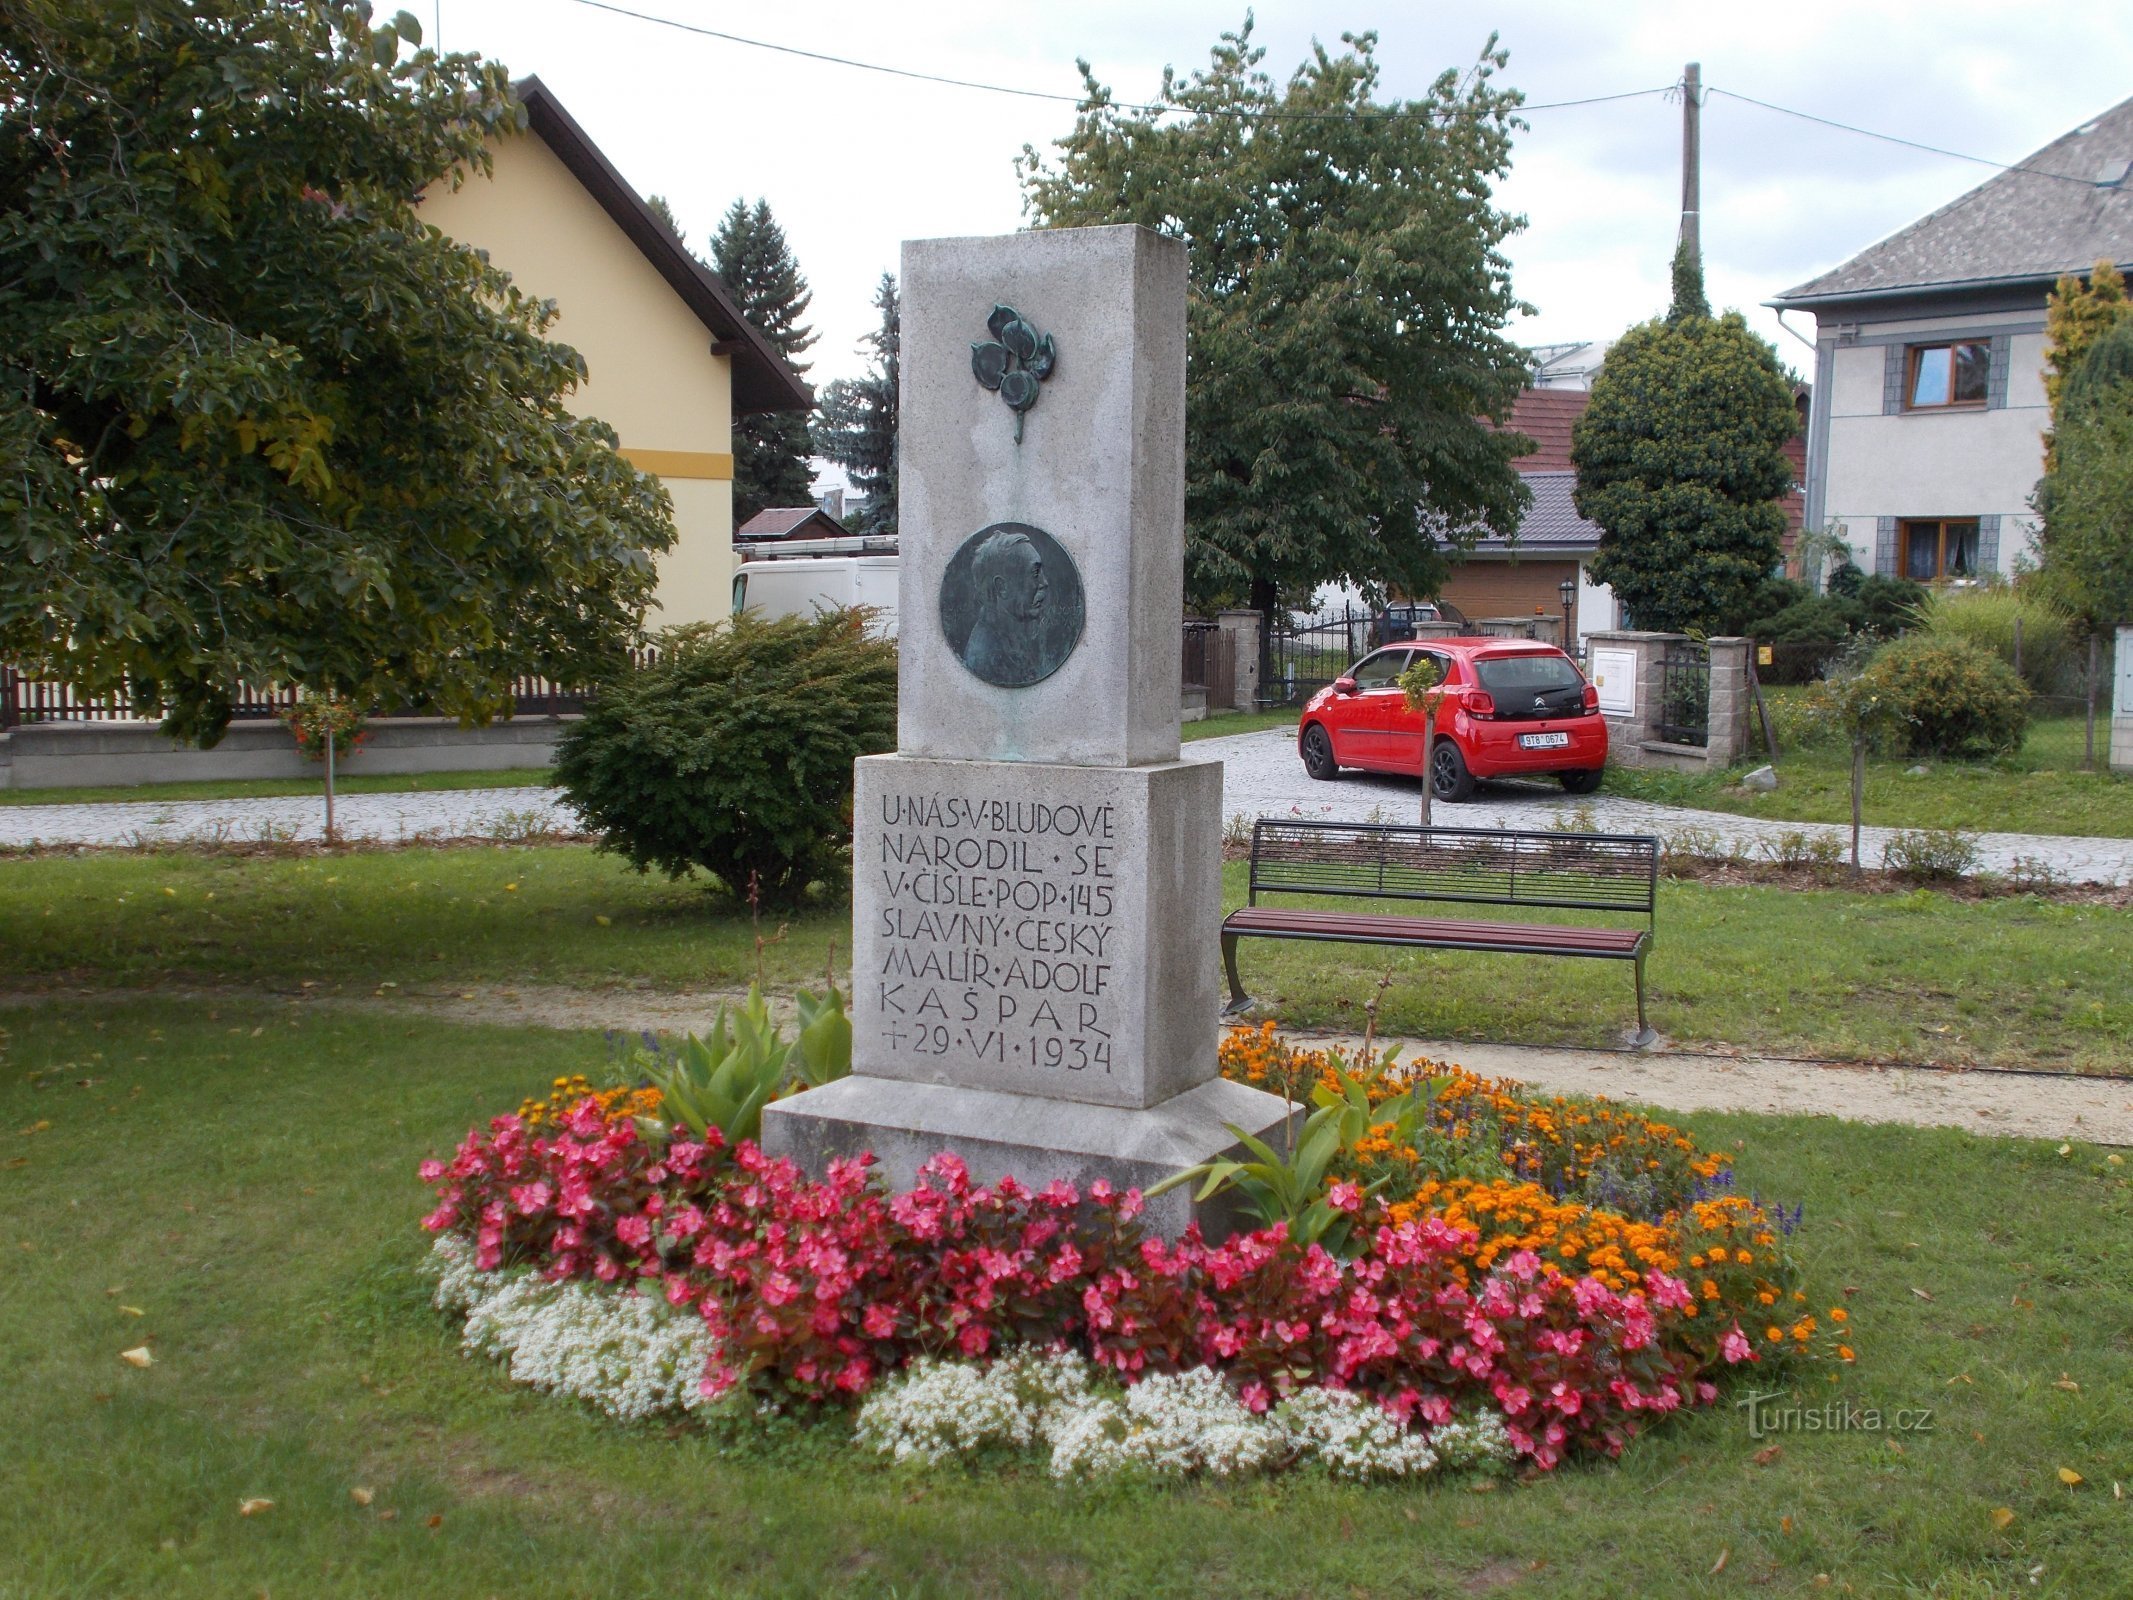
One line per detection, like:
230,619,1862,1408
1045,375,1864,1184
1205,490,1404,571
512,78,810,415
737,507,847,540
1497,387,1589,472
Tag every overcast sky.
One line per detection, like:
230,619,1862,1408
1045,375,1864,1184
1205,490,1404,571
430,0,2133,388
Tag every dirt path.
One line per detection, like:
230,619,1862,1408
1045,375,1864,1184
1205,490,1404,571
7,982,2129,1146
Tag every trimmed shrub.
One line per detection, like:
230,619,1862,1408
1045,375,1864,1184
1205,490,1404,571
1881,828,1982,883
553,612,897,905
1912,586,2075,695
1855,633,2029,759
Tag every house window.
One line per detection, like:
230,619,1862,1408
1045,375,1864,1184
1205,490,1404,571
1902,518,1981,581
1906,342,1990,409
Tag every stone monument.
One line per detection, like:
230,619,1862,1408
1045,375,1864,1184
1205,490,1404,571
761,224,1292,1235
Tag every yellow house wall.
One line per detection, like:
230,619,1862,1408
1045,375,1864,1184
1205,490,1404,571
421,132,736,627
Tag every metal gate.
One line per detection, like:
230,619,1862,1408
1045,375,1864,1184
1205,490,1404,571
1656,642,1710,746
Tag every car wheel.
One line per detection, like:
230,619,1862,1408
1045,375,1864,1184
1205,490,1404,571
1301,723,1340,781
1559,767,1604,795
1428,740,1475,802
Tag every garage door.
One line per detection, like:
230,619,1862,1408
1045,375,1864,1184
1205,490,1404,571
1437,559,1578,624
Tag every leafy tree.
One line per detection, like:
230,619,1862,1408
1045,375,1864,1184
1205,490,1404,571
1017,22,1532,618
2037,319,2133,635
0,0,673,743
1573,248,1797,635
2043,259,2130,469
710,198,817,525
817,273,899,535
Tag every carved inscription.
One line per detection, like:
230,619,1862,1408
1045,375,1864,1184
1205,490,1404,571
870,789,1117,1075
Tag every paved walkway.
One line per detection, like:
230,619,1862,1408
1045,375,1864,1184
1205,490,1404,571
1203,726,2133,886
4,730,2131,884
0,785,578,848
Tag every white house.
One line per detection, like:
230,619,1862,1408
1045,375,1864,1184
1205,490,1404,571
1771,96,2133,584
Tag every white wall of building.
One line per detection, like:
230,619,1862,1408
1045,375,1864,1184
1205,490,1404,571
1814,308,2049,577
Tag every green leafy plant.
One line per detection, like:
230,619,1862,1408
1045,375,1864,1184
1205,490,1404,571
1855,633,2030,760
1912,586,2075,695
1880,829,1982,884
631,984,851,1147
553,612,896,906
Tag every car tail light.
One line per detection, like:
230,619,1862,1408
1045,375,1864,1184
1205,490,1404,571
1467,691,1495,718
1583,683,1599,711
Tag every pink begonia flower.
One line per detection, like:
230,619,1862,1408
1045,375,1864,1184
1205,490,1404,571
1239,1381,1272,1414
1503,1248,1543,1283
862,1303,897,1339
417,1159,446,1183
1418,1394,1454,1427
1721,1326,1756,1364
614,1214,652,1249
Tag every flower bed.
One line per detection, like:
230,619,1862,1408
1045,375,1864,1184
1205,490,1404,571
418,1026,1851,1478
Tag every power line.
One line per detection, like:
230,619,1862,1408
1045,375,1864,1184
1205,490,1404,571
1706,86,2098,189
564,0,1673,123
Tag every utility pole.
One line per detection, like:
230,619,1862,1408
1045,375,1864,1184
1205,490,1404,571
1679,61,1702,264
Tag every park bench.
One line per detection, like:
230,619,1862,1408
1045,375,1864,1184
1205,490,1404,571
1221,818,1660,1047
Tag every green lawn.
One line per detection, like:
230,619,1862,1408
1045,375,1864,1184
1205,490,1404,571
3,1000,2127,1597
2,846,2125,1071
1604,714,2133,840
1183,709,1295,742
0,766,557,808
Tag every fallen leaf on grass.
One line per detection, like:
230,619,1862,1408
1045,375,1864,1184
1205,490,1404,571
119,1347,153,1368
2052,1374,2079,1392
1910,1287,1934,1301
1753,1445,1783,1466
424,1514,443,1529
350,1487,374,1507
1992,1507,2017,1530
376,1509,399,1523
1710,1547,1729,1575
237,1499,273,1517
2057,1467,2084,1487
1780,1516,1795,1536
119,1305,144,1317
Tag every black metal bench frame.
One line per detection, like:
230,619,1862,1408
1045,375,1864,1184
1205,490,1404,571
1221,818,1661,1047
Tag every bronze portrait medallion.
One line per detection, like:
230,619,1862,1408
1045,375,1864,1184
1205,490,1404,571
938,522,1085,688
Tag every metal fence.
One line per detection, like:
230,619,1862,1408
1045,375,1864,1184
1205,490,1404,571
1259,610,1376,707
1656,642,1710,746
0,658,653,732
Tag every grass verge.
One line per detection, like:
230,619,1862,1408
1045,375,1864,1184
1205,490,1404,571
1603,715,2133,840
1,1000,2127,1597
1,847,2127,1071
1182,710,1296,743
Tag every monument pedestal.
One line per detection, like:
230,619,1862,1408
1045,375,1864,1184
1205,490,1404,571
763,1075,1295,1239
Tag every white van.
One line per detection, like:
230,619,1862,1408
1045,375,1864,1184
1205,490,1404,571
732,536,899,639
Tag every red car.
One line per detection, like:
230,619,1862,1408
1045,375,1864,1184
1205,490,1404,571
1298,637,1607,801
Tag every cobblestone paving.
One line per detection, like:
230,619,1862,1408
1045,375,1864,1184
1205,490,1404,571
1203,727,2133,886
6,733,2133,885
0,785,579,848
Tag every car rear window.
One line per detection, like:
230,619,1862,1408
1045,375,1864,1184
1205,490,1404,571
1474,654,1582,694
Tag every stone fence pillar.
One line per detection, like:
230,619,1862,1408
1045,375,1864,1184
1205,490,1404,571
1216,609,1261,712
1706,637,1751,765
2112,624,2133,775
1581,630,1684,766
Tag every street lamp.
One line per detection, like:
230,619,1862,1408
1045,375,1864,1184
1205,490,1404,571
1559,575,1577,652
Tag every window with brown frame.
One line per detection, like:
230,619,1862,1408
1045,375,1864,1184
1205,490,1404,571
1901,518,1981,582
1906,342,1990,409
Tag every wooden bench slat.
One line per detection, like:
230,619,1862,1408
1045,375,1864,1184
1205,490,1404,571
1224,906,1645,955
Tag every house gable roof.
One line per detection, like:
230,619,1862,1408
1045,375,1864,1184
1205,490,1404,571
1772,95,2133,309
737,506,847,541
512,77,811,414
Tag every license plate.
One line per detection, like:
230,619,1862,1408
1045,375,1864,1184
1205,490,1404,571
1520,731,1570,749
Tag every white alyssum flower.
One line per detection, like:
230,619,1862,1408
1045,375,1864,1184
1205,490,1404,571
854,1350,1517,1482
423,1234,715,1422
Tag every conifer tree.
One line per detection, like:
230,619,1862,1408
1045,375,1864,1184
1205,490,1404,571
1574,246,1797,635
817,274,899,536
2042,260,2131,470
710,198,817,525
